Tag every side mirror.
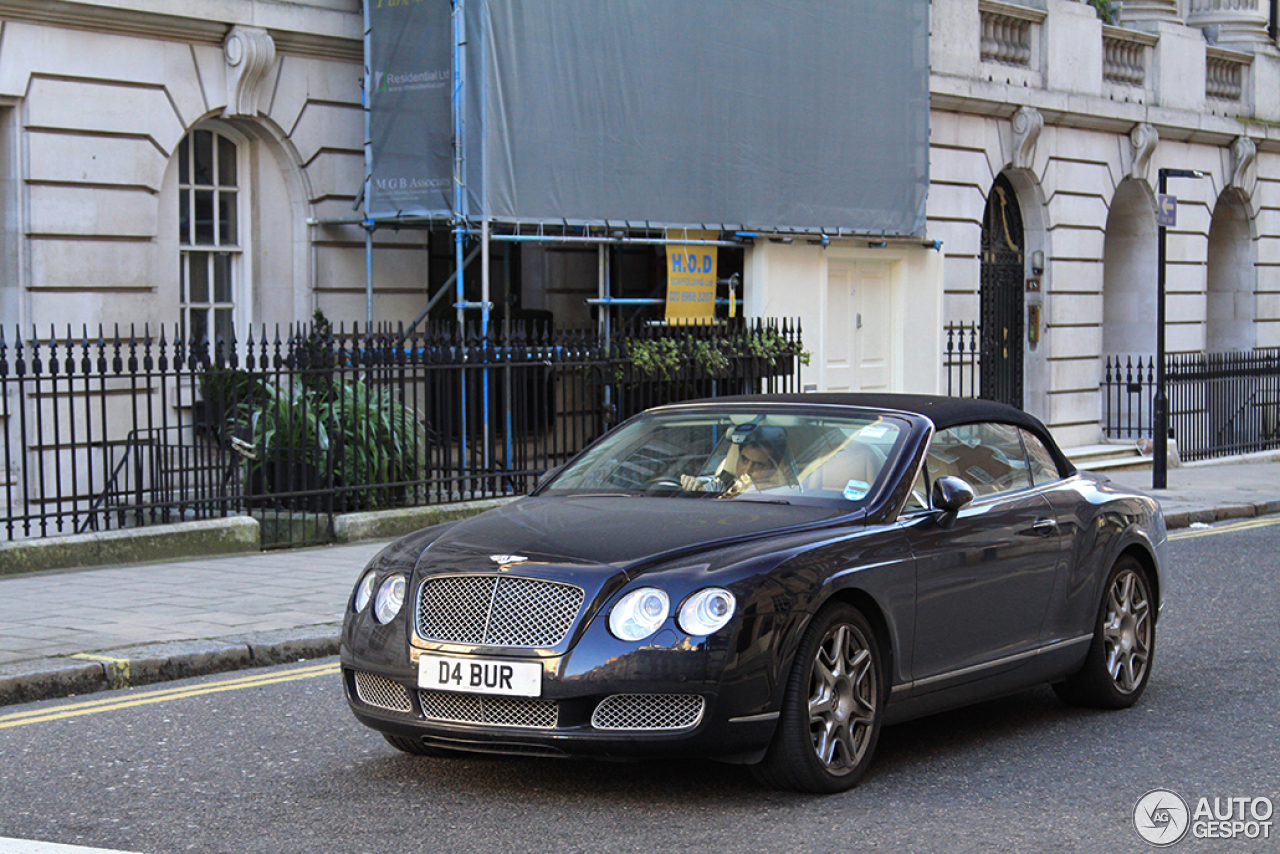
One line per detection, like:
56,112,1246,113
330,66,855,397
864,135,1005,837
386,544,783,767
932,476,975,514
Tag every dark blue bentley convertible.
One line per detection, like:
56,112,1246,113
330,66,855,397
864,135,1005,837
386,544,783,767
341,394,1166,792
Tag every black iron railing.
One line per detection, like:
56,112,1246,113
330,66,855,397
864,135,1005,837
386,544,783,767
1166,349,1280,461
943,322,981,399
1101,355,1156,441
0,319,803,546
1101,349,1280,462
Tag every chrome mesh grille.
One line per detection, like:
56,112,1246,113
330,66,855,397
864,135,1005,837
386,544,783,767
416,576,492,644
416,575,584,647
591,694,706,731
353,670,413,714
419,690,559,729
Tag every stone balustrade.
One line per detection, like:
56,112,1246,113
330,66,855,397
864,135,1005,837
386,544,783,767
980,4,1036,67
939,0,1278,121
1102,26,1153,87
1205,47,1251,100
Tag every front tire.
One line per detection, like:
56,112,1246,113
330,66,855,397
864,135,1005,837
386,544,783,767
752,603,885,793
1054,556,1155,709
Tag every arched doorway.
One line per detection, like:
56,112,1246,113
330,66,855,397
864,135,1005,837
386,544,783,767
1206,188,1254,352
1102,179,1158,359
981,173,1024,408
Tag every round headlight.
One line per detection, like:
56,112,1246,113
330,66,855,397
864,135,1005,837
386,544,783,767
373,574,407,624
678,588,737,635
353,570,377,613
609,587,670,642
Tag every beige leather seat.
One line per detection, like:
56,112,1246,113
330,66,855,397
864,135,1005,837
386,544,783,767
805,441,884,495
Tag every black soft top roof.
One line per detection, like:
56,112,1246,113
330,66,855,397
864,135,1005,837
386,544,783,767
667,393,1076,475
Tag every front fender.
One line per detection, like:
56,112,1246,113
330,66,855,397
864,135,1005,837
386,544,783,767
712,524,915,721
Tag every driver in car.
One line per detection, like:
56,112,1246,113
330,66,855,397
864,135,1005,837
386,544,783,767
681,425,791,494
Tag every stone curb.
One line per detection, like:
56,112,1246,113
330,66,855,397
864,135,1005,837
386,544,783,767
1162,499,1280,530
0,627,340,708
0,517,261,577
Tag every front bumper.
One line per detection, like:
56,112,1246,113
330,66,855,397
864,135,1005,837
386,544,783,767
341,662,776,762
340,617,773,763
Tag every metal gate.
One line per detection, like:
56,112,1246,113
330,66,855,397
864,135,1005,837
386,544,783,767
980,173,1025,409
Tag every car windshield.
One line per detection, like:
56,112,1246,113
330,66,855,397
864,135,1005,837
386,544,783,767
541,409,909,505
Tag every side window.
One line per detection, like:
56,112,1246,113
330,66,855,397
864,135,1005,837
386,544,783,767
930,422,1031,498
1022,430,1061,485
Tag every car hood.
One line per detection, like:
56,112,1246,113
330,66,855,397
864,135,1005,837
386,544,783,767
417,496,850,572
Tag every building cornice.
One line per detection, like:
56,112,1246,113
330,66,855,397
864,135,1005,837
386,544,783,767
0,0,362,62
930,73,1280,154
978,0,1047,25
1101,24,1159,49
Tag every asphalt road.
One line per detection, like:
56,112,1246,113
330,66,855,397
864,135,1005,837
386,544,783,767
2,521,1278,854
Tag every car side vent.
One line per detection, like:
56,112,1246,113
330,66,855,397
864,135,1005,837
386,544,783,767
591,694,706,731
353,670,413,714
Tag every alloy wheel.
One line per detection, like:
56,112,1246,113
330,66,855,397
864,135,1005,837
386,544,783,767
1102,567,1152,693
808,622,878,773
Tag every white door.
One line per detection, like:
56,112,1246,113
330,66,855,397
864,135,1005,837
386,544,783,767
824,260,892,392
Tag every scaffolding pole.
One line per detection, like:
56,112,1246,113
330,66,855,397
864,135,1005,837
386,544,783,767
361,0,374,329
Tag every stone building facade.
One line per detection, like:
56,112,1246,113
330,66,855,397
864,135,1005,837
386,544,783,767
923,0,1280,447
1,0,1278,452
0,0,430,341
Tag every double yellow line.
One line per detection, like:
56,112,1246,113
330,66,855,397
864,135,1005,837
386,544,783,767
1169,515,1280,541
0,662,340,730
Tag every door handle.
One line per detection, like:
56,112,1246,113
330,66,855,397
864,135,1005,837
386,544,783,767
1030,518,1057,536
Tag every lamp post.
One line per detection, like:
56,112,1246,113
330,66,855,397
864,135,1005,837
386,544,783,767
1153,168,1205,489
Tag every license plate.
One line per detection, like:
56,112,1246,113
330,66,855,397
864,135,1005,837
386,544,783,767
418,655,543,697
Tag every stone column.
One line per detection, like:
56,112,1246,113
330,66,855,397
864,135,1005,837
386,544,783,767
1186,0,1271,52
1116,0,1180,26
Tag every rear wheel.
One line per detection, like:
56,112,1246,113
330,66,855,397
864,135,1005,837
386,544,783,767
752,603,885,793
1054,556,1155,708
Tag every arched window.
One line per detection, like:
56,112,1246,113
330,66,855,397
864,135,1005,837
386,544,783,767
178,127,241,344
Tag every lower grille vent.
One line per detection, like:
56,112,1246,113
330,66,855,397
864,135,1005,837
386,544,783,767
353,670,414,714
592,694,706,731
419,690,558,729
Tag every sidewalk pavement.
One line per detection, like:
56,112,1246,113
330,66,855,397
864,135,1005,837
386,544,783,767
3,457,1279,707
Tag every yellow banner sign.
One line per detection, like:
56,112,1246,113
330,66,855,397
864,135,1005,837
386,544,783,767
665,230,718,323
